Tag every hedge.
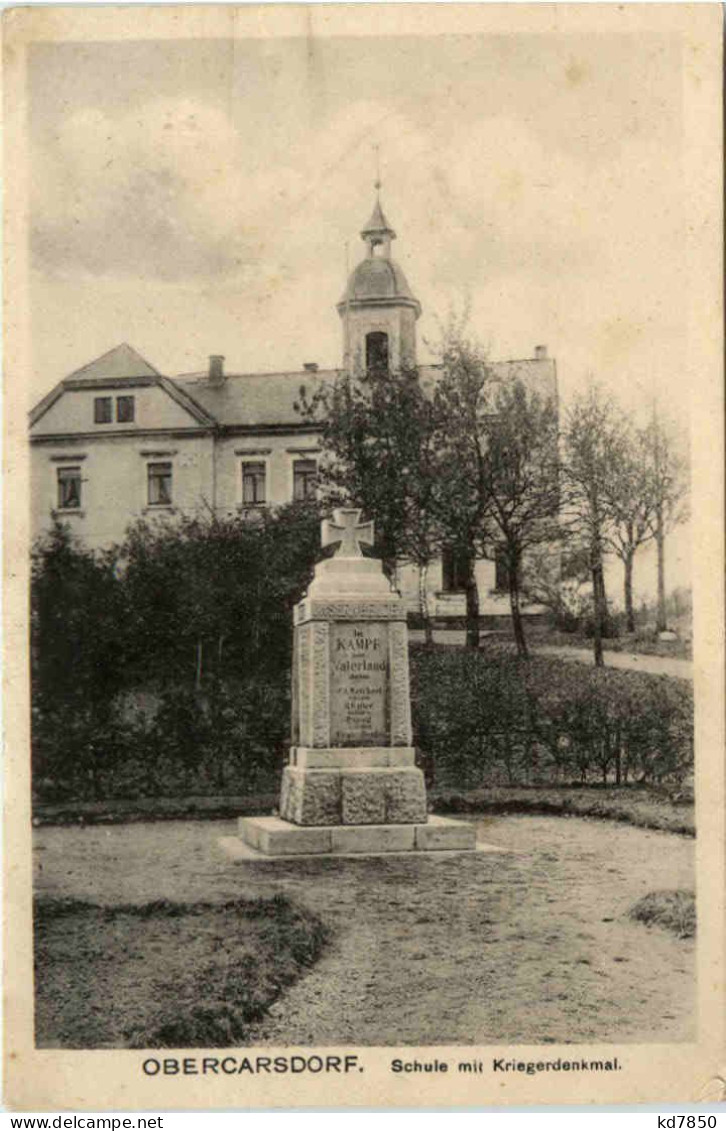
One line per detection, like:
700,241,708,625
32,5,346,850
33,647,692,803
410,646,693,789
30,521,693,803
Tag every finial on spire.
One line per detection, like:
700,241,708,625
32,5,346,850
361,149,396,250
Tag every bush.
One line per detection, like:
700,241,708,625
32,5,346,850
31,507,318,802
410,646,693,790
32,679,289,803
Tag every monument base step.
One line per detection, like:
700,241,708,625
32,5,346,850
221,814,487,860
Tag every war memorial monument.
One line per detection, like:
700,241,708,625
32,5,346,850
225,508,478,858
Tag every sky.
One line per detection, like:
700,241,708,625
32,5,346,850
27,29,691,600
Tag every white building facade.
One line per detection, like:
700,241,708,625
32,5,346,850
30,196,557,621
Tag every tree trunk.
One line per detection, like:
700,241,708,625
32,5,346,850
418,562,434,647
594,563,609,637
464,549,480,650
623,551,635,633
590,563,605,667
655,503,667,631
508,549,529,659
195,640,203,690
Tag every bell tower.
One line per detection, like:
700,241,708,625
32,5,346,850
337,188,421,375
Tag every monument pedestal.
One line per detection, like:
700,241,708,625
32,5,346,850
236,814,476,857
224,509,477,861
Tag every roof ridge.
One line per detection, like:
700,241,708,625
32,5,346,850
175,367,342,382
64,342,161,383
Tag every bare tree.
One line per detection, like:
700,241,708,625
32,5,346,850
643,406,690,632
562,385,624,667
484,378,561,657
430,320,499,650
601,422,658,633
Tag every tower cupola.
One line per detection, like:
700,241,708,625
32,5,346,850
338,189,421,375
360,197,397,258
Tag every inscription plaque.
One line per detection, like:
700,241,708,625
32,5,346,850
329,622,389,746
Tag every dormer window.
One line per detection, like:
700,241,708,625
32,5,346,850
94,397,112,424
116,395,135,423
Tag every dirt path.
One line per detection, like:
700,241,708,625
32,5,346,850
33,814,694,1046
525,645,692,681
407,631,692,680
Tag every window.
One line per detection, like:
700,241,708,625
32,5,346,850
242,461,266,506
365,331,389,373
494,546,517,592
57,466,82,510
442,545,472,593
147,462,172,506
94,397,112,424
116,395,135,423
293,458,317,502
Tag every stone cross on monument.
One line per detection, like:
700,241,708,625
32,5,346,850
229,506,477,858
322,508,374,559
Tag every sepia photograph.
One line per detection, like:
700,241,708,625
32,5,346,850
4,2,723,1111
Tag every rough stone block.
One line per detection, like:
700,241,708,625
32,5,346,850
338,766,427,826
278,768,293,818
384,767,427,823
278,766,301,823
414,816,477,851
340,769,387,825
330,824,416,854
279,767,341,826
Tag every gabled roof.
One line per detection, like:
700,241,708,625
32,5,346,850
29,343,216,429
174,356,557,431
66,342,161,382
31,345,557,435
175,369,343,428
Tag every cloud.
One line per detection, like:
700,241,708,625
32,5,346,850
30,69,686,430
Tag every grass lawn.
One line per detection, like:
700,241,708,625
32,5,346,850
431,784,695,836
34,894,328,1048
33,784,694,836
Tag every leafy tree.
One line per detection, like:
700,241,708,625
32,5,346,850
118,502,321,687
31,521,124,708
297,366,445,644
30,522,126,798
